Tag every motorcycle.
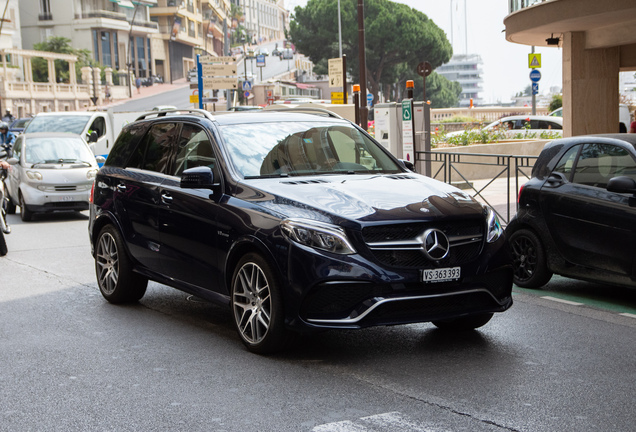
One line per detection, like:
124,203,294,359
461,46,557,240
0,150,10,256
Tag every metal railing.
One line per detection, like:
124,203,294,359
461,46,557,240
509,0,549,14
417,150,539,225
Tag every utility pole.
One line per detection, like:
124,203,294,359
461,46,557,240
357,0,368,131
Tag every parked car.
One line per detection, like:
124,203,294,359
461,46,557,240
280,48,294,60
5,133,103,221
447,115,563,139
151,105,177,111
255,48,270,56
549,104,630,133
9,117,32,134
227,106,263,112
506,134,636,289
89,109,513,354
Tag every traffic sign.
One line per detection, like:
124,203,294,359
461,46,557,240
528,53,541,68
244,91,250,98
328,57,343,88
532,82,539,95
201,64,236,77
256,55,266,67
529,69,541,82
202,77,238,90
200,55,236,63
242,81,252,91
367,93,373,107
331,92,344,104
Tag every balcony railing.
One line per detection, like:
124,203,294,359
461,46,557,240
39,13,53,21
509,0,549,14
74,11,127,22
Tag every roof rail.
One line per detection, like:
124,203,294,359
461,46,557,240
262,106,344,120
135,109,216,122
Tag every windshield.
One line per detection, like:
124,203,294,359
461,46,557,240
24,136,95,165
219,121,402,178
24,115,92,134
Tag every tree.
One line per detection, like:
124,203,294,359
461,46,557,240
32,36,93,83
549,94,562,112
289,0,455,105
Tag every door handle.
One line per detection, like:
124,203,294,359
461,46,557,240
545,172,567,187
161,193,173,204
116,184,127,192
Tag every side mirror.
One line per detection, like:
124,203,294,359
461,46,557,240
7,157,18,165
607,176,636,194
399,159,416,172
88,131,98,143
180,166,215,189
95,156,106,166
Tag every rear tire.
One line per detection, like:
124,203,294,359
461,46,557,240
432,312,494,330
509,228,552,288
95,225,147,303
231,252,291,354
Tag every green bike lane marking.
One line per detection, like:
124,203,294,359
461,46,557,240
513,285,636,316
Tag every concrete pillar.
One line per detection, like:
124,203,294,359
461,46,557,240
80,66,92,84
104,67,113,85
68,61,77,84
563,31,620,137
92,67,102,104
47,59,56,84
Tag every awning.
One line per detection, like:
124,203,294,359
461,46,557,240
110,0,135,9
296,83,315,90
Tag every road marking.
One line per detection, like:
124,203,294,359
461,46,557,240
312,412,440,432
540,296,584,306
619,312,636,319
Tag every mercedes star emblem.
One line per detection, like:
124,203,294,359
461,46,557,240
420,228,450,260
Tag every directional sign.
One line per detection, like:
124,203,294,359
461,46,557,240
202,77,238,90
528,53,541,69
532,82,539,95
256,55,266,67
201,64,236,77
529,69,541,82
200,55,236,63
331,92,344,104
328,57,343,88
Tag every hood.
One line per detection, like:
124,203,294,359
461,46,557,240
246,174,485,224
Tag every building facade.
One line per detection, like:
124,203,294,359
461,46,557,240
232,0,287,45
436,54,485,108
505,0,636,136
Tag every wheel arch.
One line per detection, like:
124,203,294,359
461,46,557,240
224,236,284,294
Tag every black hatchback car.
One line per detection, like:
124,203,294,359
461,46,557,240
89,109,512,353
507,134,636,289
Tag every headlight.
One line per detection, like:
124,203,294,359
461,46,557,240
281,219,356,254
26,170,42,181
87,169,98,180
485,206,503,243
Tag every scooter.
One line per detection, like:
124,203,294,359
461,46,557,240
0,149,11,256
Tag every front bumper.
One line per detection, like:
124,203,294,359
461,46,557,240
21,183,91,211
284,237,513,330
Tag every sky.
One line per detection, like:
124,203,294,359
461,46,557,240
284,0,563,104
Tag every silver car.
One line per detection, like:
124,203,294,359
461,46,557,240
5,133,103,221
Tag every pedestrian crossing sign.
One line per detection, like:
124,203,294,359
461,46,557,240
528,53,541,69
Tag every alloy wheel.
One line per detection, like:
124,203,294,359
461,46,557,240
96,232,119,295
510,234,538,282
233,262,272,345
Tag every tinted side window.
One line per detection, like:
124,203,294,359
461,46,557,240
12,136,22,160
128,122,179,174
552,145,580,180
171,124,217,177
89,117,106,138
572,144,636,188
104,122,148,167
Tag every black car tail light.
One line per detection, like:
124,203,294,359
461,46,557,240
89,182,95,204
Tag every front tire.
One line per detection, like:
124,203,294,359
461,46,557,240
95,225,147,303
509,228,552,288
432,313,494,330
0,231,7,256
19,193,33,222
231,253,290,354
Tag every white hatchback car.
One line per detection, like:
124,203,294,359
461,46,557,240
5,133,103,221
447,115,563,139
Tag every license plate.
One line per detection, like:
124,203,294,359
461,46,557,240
53,195,75,202
421,267,461,283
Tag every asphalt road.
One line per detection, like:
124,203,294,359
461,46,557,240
1,211,635,432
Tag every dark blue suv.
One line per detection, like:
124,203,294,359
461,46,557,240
89,109,512,353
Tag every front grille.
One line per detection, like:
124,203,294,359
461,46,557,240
361,221,484,269
55,186,77,191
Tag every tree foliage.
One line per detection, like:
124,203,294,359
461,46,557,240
289,0,457,107
32,36,93,83
549,94,562,112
